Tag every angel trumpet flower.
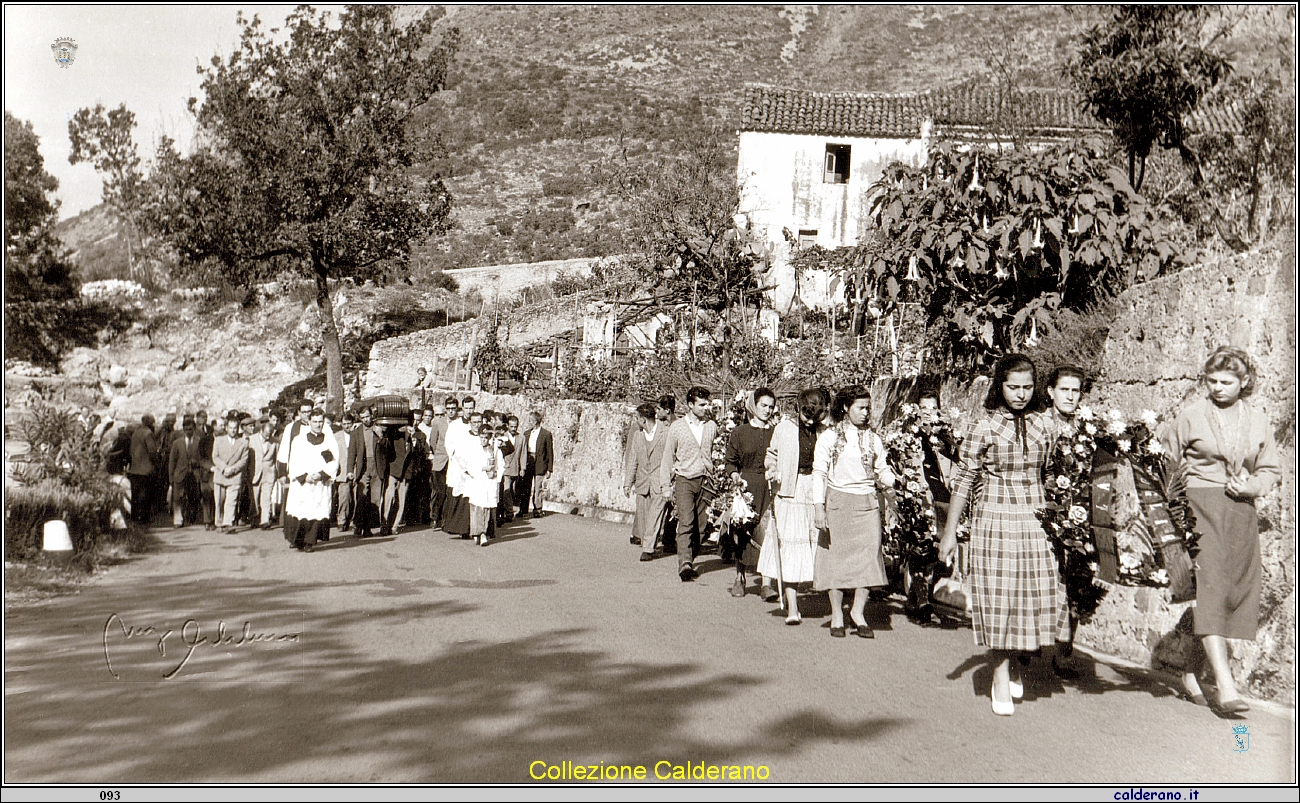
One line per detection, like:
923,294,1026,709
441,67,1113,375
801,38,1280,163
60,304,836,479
1032,218,1044,250
906,254,921,281
1025,317,1040,347
967,156,983,193
1068,214,1080,235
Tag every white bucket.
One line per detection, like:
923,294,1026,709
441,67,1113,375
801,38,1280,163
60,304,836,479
43,519,73,552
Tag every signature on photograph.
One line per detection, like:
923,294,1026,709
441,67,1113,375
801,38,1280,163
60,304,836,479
103,613,301,680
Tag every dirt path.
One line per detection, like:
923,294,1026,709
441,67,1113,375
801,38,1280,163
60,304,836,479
4,514,1294,783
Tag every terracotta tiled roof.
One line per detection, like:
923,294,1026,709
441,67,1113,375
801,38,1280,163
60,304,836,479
741,82,1241,139
742,84,932,138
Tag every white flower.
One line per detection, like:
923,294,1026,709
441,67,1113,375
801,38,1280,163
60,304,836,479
1106,418,1127,436
1141,410,1160,428
1074,443,1088,455
906,481,921,493
1084,423,1098,436
1077,405,1094,421
1118,439,1131,452
1148,441,1165,456
1056,475,1072,489
1120,551,1142,569
1069,505,1089,524
1152,569,1170,585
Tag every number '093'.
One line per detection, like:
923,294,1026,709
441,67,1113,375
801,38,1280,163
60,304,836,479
101,793,121,801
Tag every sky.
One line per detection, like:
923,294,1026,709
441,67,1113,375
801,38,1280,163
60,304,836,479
4,4,347,220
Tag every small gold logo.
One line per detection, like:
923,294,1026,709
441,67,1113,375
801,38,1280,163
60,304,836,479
51,37,77,68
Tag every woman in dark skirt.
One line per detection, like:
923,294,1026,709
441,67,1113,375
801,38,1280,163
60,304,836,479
1162,347,1280,714
722,388,777,599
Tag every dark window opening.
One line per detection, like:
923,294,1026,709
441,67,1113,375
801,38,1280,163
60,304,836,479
824,144,851,184
798,229,818,249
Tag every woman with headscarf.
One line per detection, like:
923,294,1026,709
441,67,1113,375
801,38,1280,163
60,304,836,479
285,408,340,552
758,388,828,624
722,388,778,599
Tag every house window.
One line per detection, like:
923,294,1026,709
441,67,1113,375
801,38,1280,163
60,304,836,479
824,144,851,184
798,229,818,249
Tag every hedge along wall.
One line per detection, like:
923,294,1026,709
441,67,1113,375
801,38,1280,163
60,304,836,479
1081,233,1295,704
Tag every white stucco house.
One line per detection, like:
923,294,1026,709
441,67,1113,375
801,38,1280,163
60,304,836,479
735,81,1114,314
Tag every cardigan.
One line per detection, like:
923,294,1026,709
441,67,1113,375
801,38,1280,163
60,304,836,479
811,424,895,503
659,415,718,490
1161,398,1281,496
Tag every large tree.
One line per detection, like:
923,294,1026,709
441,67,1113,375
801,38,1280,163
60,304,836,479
68,103,146,279
145,6,459,413
5,112,73,301
1067,5,1233,191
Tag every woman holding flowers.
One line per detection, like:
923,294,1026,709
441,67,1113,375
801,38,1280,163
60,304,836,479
760,389,827,623
939,354,1069,716
813,385,895,638
723,388,777,599
1039,365,1105,678
1162,347,1280,714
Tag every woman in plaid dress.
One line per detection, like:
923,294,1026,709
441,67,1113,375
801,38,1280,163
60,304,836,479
940,354,1069,716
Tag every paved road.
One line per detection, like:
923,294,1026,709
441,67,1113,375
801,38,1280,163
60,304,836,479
5,513,1294,784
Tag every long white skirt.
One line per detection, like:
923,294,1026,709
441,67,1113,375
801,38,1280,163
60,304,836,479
757,474,817,584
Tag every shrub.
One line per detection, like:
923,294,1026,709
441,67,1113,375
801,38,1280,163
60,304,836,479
427,270,460,293
1022,296,1122,387
5,478,128,561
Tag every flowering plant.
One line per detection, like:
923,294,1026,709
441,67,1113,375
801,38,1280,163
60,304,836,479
881,403,940,569
1036,411,1107,622
1085,407,1199,592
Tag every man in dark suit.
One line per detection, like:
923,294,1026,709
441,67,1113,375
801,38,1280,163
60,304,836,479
128,414,158,523
168,415,207,528
517,410,554,519
350,406,383,537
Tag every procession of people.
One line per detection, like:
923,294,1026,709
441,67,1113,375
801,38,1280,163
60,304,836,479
99,344,1279,718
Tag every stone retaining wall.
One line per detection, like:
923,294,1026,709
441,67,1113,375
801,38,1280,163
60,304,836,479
1081,234,1296,704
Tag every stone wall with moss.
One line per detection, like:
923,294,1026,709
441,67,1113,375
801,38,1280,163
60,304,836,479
1080,234,1295,704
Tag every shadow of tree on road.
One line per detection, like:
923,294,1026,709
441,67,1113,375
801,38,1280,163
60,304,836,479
6,576,904,783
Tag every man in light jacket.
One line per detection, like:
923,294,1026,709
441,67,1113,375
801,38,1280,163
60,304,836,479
249,416,279,530
658,386,718,582
624,403,671,561
211,416,250,532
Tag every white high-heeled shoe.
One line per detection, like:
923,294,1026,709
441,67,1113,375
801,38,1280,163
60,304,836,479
991,681,1015,716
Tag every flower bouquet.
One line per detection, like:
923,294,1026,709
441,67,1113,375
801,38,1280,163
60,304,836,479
881,404,941,570
705,393,749,537
1037,407,1108,622
1088,407,1199,601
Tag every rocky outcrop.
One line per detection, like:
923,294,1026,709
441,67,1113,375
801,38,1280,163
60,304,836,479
1082,233,1296,703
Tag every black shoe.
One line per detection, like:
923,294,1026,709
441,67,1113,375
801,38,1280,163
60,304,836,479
830,626,847,638
663,545,678,555
855,624,875,639
1053,656,1081,680
304,543,314,553
639,553,655,562
679,564,697,582
630,536,642,546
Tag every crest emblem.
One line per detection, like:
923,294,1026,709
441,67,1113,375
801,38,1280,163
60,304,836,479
1231,725,1250,753
51,37,78,68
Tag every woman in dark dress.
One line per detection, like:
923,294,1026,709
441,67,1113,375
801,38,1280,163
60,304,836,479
723,388,777,599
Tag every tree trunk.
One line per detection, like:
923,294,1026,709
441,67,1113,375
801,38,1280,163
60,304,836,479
313,264,345,417
1128,150,1137,189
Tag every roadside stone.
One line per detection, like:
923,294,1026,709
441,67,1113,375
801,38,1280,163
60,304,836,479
106,364,128,386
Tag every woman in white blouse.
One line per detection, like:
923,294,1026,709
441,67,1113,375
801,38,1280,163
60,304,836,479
813,385,896,638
